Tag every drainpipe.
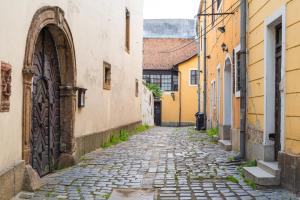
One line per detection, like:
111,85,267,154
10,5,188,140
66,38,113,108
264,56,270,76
238,0,247,160
203,0,207,130
195,15,202,130
178,70,182,127
172,67,182,127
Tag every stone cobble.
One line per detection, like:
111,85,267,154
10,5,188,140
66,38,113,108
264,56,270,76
25,127,298,200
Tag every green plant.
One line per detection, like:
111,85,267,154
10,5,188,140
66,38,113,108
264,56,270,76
102,193,110,199
145,83,162,98
207,128,218,139
244,178,257,189
120,129,129,141
135,124,150,133
226,176,239,184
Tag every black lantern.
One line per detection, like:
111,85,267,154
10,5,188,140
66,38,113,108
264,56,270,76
76,87,87,108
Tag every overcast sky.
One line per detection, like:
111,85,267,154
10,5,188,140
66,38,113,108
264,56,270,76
143,0,199,19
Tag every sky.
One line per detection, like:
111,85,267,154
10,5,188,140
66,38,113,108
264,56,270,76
143,0,199,19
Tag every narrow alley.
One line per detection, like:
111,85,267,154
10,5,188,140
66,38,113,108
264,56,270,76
21,127,296,200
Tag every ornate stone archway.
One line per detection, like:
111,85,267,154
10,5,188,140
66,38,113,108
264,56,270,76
22,6,77,180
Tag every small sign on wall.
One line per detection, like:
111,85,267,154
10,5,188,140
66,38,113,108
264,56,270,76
0,61,12,112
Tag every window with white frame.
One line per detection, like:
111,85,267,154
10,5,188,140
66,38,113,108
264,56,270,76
234,45,241,96
190,70,198,85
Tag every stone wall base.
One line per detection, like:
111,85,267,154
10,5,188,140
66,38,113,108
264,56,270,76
75,121,142,159
219,125,231,140
278,151,300,194
231,128,240,152
161,121,195,127
0,160,25,200
246,141,274,161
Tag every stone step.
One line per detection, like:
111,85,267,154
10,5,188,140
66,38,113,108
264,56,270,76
257,160,280,176
218,140,232,151
243,166,280,186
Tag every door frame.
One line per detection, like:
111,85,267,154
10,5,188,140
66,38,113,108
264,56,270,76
263,6,286,153
217,64,221,126
223,54,233,126
22,6,77,169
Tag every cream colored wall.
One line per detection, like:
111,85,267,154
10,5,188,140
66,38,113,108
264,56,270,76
248,0,300,155
199,0,240,129
0,0,143,172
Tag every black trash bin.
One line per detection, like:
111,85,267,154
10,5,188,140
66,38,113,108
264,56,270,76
195,112,204,130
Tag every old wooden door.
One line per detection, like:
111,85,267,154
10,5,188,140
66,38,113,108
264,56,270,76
274,24,282,160
275,25,282,160
30,29,61,176
154,101,161,126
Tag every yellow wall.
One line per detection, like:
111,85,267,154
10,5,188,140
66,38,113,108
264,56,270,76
199,0,241,129
248,0,300,155
179,56,199,123
161,56,198,125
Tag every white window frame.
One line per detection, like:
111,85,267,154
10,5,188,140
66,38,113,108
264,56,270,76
189,68,198,86
234,44,241,97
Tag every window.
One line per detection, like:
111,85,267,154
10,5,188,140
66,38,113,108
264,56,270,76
103,61,111,90
161,75,172,91
150,74,160,86
125,8,130,52
217,0,222,10
172,75,178,91
211,0,215,26
135,79,139,97
234,45,241,96
142,71,178,91
190,70,198,85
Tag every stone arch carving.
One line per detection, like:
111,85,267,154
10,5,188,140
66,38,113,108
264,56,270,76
22,6,77,170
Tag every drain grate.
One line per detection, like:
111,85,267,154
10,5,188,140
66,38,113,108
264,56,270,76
109,189,156,200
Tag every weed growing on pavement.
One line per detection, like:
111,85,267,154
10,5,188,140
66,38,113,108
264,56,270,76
101,125,150,148
134,124,150,133
102,193,110,199
45,191,52,197
244,178,257,189
227,156,235,162
226,175,239,184
207,128,219,139
120,129,129,141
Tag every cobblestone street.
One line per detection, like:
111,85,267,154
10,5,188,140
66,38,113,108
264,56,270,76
25,127,297,200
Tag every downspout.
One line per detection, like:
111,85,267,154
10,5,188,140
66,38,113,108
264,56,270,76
239,0,247,159
178,70,182,127
172,66,182,127
203,0,207,129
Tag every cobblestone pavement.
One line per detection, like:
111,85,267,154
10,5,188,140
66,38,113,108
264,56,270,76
26,127,298,200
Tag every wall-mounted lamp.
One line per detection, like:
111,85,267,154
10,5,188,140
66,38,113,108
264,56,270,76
171,92,175,101
76,87,87,108
221,43,228,52
217,26,226,33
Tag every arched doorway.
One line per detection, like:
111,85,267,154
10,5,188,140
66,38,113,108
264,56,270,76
22,7,77,178
223,57,232,127
30,28,61,176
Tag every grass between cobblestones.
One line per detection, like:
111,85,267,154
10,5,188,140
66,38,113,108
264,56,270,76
101,124,150,148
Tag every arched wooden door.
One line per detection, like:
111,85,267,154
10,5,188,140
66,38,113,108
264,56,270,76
30,28,61,176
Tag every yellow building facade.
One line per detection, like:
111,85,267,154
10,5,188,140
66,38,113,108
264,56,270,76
247,0,300,193
198,0,241,151
162,56,199,126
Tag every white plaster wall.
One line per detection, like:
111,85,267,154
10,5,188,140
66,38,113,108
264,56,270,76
0,0,143,172
141,84,154,126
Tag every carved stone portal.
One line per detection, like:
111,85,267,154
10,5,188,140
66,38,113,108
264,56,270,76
0,61,12,112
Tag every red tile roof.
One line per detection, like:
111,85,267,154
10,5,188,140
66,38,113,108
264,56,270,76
143,38,197,70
